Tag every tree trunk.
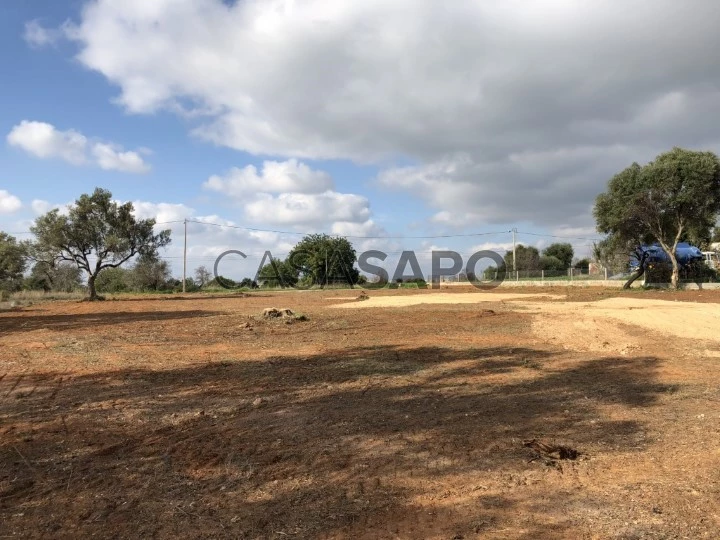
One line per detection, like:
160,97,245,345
623,265,645,289
624,251,648,289
87,274,99,301
669,253,680,289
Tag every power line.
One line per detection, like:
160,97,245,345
5,220,605,244
185,219,509,239
516,231,603,241
3,220,188,237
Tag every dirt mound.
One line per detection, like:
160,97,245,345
262,307,295,319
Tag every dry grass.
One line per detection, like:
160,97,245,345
11,290,86,301
1,290,87,311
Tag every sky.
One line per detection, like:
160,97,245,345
2,0,720,281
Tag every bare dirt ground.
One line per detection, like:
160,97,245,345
1,287,719,539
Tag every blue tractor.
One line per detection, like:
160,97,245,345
629,242,704,271
626,242,704,287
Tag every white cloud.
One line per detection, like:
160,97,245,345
331,219,399,254
31,199,52,215
93,143,151,173
470,242,515,253
204,159,389,247
7,120,151,173
7,121,88,165
131,201,194,223
53,0,720,227
0,190,22,214
244,191,371,227
125,200,310,279
29,199,75,217
23,20,63,48
204,159,333,197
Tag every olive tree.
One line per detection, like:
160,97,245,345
31,188,171,300
595,148,720,288
0,232,27,293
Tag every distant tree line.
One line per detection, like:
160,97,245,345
480,242,589,278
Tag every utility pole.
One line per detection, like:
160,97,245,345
182,219,187,293
511,228,517,272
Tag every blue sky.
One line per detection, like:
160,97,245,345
3,1,717,279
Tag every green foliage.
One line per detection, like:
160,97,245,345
504,244,539,272
574,258,591,270
194,266,212,288
31,188,171,299
257,259,299,288
287,234,360,287
26,261,83,292
130,255,172,291
592,238,630,275
712,227,720,244
539,255,565,272
239,278,258,289
179,278,200,292
205,276,256,290
96,267,131,293
0,232,28,292
255,234,361,288
542,243,573,268
594,148,720,288
483,266,499,279
401,277,427,288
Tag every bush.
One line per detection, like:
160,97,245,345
95,267,131,293
645,261,718,284
539,255,565,273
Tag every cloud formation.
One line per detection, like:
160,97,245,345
92,143,151,173
7,121,151,173
204,159,383,237
23,20,65,48
0,190,22,214
39,0,720,226
204,159,333,197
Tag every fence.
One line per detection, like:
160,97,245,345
474,267,608,282
480,266,718,285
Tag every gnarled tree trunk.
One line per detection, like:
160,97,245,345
623,252,648,289
87,274,99,301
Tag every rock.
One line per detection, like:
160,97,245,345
252,397,266,408
262,307,295,319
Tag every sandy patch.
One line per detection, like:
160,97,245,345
530,297,720,352
330,292,564,308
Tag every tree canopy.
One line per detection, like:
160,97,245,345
194,265,212,288
257,258,299,288
542,243,574,268
256,234,360,288
129,255,172,291
539,255,565,273
288,234,360,287
594,148,720,288
27,260,83,293
31,188,171,300
504,245,539,272
712,227,720,244
0,232,27,294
